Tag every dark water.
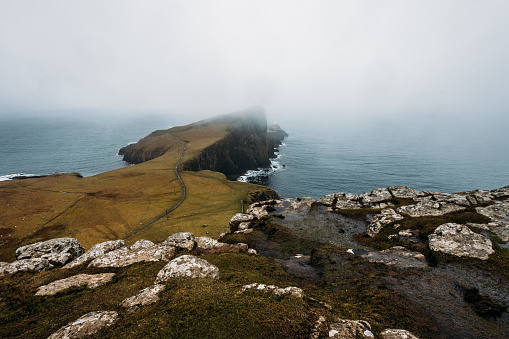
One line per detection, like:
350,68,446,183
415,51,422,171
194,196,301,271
0,113,173,180
1,113,507,200
241,115,509,199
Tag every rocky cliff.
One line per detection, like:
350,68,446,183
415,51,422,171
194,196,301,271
119,108,287,177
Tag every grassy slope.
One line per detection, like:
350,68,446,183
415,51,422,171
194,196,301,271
0,120,270,261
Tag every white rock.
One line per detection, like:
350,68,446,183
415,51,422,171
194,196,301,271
0,258,53,277
162,232,196,251
155,255,220,283
15,238,84,266
48,311,118,339
64,240,126,269
367,209,404,237
35,273,115,296
428,223,494,260
88,244,175,268
241,283,304,298
120,284,166,310
195,237,228,251
129,239,155,251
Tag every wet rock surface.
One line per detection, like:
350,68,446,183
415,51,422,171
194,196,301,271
35,273,116,296
48,310,118,339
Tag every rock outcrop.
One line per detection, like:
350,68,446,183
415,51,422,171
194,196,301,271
0,258,53,277
428,223,494,260
48,311,118,339
35,273,116,296
88,244,175,268
155,255,220,282
476,201,509,242
120,284,166,311
240,283,305,298
367,208,404,237
64,240,126,269
162,232,196,251
15,238,84,266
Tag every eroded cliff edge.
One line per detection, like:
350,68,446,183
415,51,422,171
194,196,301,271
119,108,288,177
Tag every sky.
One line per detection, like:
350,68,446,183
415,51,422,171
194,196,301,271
0,0,508,122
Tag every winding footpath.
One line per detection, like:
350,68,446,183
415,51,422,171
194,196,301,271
121,134,187,240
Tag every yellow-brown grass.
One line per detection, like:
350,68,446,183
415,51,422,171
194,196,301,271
0,120,271,261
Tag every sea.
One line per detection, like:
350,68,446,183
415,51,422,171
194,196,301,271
1,112,508,200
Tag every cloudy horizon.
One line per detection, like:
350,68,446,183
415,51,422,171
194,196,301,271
1,1,508,122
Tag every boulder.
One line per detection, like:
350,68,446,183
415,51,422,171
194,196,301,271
88,244,175,268
15,238,84,266
129,239,155,251
195,237,229,251
241,283,304,298
64,240,126,269
155,255,220,283
120,284,166,310
318,192,362,210
380,329,420,339
361,246,427,268
328,319,374,338
0,258,53,277
161,232,195,251
367,209,404,237
48,311,118,339
35,273,115,296
428,223,494,260
229,213,256,232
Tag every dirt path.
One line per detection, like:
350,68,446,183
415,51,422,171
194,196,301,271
121,134,187,240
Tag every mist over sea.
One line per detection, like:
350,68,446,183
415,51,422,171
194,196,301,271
1,113,507,201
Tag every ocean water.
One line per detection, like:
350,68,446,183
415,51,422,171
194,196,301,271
1,113,508,200
240,115,509,199
0,113,173,180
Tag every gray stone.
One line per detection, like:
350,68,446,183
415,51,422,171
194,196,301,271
380,329,420,339
241,283,304,298
64,240,126,269
88,244,175,268
318,192,362,210
195,237,228,251
476,201,509,242
155,255,220,283
359,188,392,204
162,232,195,251
362,246,427,268
328,319,374,338
48,311,118,339
120,284,166,310
367,209,404,237
428,223,494,260
388,186,421,199
15,238,84,266
129,239,155,251
229,213,255,232
35,273,115,296
0,258,53,277
397,201,465,217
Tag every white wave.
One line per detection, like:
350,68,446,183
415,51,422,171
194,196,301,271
0,173,38,182
237,157,286,183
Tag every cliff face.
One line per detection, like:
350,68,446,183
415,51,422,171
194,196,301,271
120,108,287,177
182,110,276,175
